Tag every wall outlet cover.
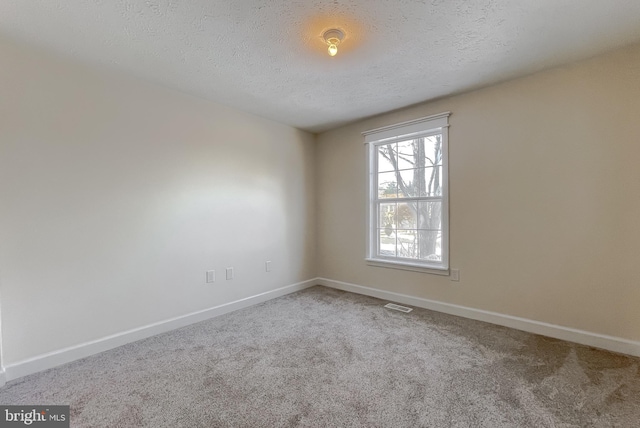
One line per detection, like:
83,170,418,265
206,270,215,283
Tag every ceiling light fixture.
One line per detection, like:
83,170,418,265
323,29,344,57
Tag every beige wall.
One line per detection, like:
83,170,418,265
0,36,316,365
317,43,640,342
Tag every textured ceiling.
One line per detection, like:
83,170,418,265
2,1,640,132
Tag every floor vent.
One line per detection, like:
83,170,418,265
384,303,413,313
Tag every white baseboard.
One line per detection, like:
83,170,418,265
6,277,639,383
5,279,317,382
317,277,640,358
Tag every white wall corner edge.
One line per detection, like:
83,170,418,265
4,279,317,383
316,277,640,358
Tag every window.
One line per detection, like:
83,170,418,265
364,112,450,273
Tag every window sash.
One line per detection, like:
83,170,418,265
364,113,450,272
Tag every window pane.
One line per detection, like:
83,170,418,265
397,202,417,229
368,115,448,269
377,144,396,173
379,203,397,230
396,230,418,259
378,172,398,198
397,169,418,198
417,230,442,261
397,139,417,170
418,166,442,197
417,201,442,230
423,135,442,167
378,229,396,256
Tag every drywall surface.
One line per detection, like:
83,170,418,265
316,43,640,342
0,36,316,365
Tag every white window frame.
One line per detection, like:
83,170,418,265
364,112,450,275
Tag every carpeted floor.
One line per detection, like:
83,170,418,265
1,286,639,427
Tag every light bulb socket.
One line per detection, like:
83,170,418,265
322,29,345,56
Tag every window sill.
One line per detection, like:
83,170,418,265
365,258,449,276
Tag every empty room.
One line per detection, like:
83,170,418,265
1,1,640,427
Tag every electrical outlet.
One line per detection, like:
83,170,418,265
226,267,234,280
450,269,460,282
265,261,271,272
206,270,215,283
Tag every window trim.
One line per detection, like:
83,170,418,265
364,112,450,273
